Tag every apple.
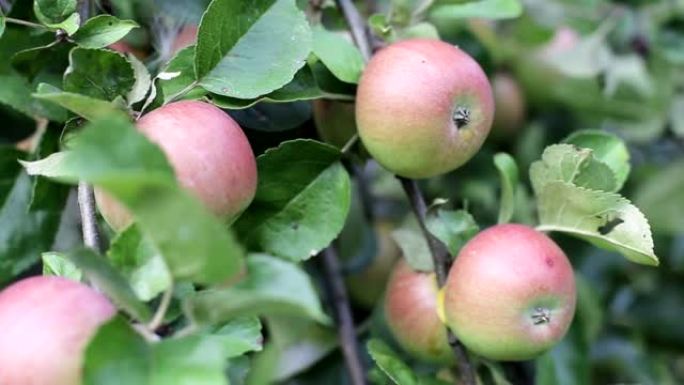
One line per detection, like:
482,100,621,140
384,259,453,363
345,222,401,308
95,100,258,230
171,25,198,53
0,276,116,385
490,73,526,139
538,27,581,59
355,38,494,179
313,100,357,149
108,41,148,60
443,224,576,361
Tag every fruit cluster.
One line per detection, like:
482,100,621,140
0,37,577,383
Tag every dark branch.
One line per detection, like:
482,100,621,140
334,0,475,382
321,247,367,385
398,178,476,385
77,183,102,253
334,0,372,61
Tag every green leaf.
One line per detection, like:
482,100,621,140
11,41,71,81
71,15,139,49
34,0,77,23
603,54,653,98
0,12,6,39
391,226,433,272
536,182,658,266
33,5,80,35
541,26,612,78
208,317,263,358
425,208,479,257
530,144,617,193
494,152,519,224
634,160,684,235
157,46,205,104
83,317,151,385
367,339,418,385
563,130,630,191
21,114,245,284
390,0,434,26
33,83,125,120
84,317,231,385
368,13,394,42
28,125,71,212
0,171,64,284
107,225,171,302
67,248,152,322
0,73,68,122
396,22,440,40
671,94,684,138
312,26,364,84
63,47,135,101
195,0,312,99
126,53,151,105
210,65,323,109
150,336,228,385
42,251,82,281
267,316,337,381
235,140,351,261
429,0,522,21
186,253,329,325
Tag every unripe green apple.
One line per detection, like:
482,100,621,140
345,222,401,308
443,224,576,361
491,73,526,139
96,101,258,230
313,100,357,149
385,259,453,364
356,38,494,179
0,276,116,385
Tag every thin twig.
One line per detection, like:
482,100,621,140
398,178,476,385
334,0,475,382
321,247,367,385
77,183,102,252
148,285,174,331
4,17,46,29
340,133,360,155
351,163,374,224
334,0,372,61
78,0,91,21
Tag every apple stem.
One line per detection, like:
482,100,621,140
148,284,174,332
320,246,368,385
398,177,477,385
77,183,102,253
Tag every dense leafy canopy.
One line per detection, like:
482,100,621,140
0,0,681,384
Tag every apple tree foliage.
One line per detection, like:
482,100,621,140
0,0,682,384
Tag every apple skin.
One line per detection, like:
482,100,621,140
443,224,576,361
345,222,401,308
355,38,494,179
171,25,198,53
96,100,258,230
491,73,526,139
385,259,453,364
0,276,116,385
313,100,357,149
